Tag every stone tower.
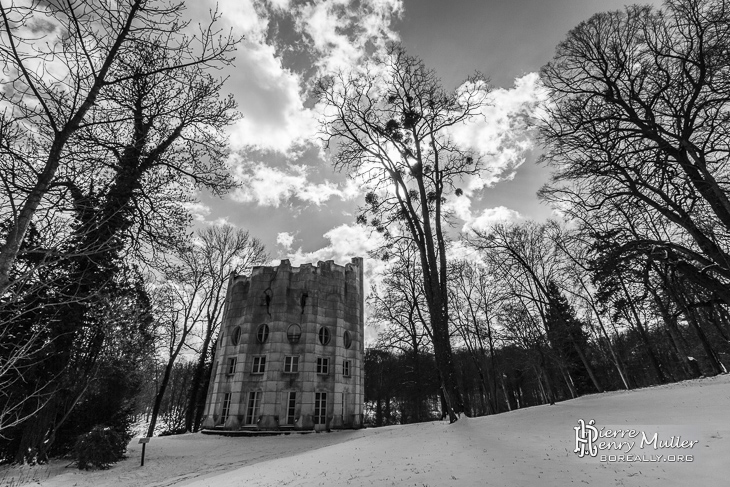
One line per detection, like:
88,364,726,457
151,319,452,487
201,257,364,432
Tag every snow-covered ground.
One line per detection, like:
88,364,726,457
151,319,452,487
4,375,729,487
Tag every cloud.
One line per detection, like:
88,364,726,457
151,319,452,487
286,223,384,265
296,0,403,74
444,194,473,222
446,239,485,265
267,0,293,13
212,0,403,155
211,216,235,227
182,201,212,222
204,1,317,154
451,72,548,192
276,231,295,249
217,0,270,42
230,158,361,207
463,206,524,233
225,41,318,154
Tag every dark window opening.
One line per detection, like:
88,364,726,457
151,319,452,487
231,326,242,346
221,393,231,424
284,356,299,373
226,357,237,375
343,360,351,377
252,356,266,374
318,326,331,345
316,357,329,375
246,391,261,425
257,323,269,343
343,330,352,349
286,392,297,425
314,392,327,425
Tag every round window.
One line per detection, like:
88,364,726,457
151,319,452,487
287,324,302,343
318,326,331,345
343,330,352,349
231,326,242,346
257,323,269,343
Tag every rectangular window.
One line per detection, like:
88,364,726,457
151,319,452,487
284,356,299,373
246,391,261,425
343,360,351,377
314,392,327,425
316,357,329,375
286,392,296,425
221,393,231,424
252,356,266,374
226,357,237,376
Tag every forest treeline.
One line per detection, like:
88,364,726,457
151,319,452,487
365,219,730,424
362,0,730,423
1,0,729,465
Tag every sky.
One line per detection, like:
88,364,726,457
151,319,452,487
187,0,663,267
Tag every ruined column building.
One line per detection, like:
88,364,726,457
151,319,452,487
201,257,364,432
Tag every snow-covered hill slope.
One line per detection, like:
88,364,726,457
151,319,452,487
6,375,729,487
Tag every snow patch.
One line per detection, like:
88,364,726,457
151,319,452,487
6,375,729,487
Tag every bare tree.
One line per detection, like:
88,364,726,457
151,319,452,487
145,226,268,436
369,241,434,421
147,250,207,438
467,221,604,394
184,226,267,432
317,44,490,421
0,2,240,453
448,260,506,414
0,0,239,295
539,0,730,304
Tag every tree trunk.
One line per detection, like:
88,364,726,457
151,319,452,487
652,291,695,379
147,356,176,437
535,345,557,404
430,309,463,421
619,277,667,383
684,304,726,375
184,328,214,432
499,375,512,411
194,342,217,431
558,364,577,399
13,395,58,464
580,279,630,389
571,340,603,393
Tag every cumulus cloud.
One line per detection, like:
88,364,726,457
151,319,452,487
217,0,269,41
446,239,485,265
444,194,473,222
286,223,384,265
463,206,524,233
211,216,235,227
230,157,361,207
267,0,292,12
182,201,212,223
451,72,548,193
296,0,403,74
224,42,318,153
276,231,295,249
212,0,403,155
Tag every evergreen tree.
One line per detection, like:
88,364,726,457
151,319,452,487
544,281,595,395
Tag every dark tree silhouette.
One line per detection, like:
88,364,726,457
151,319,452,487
317,45,490,421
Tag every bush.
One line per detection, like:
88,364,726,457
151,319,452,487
158,427,187,437
74,425,129,470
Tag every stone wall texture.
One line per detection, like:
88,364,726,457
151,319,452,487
201,257,364,431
